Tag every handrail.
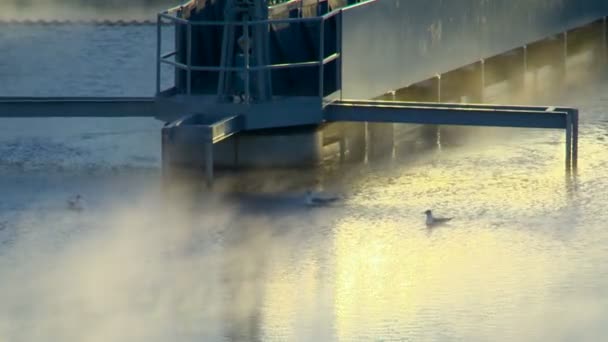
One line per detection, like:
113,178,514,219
156,7,343,98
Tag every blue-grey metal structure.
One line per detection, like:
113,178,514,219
1,0,607,185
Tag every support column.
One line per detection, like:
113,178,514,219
522,45,529,102
480,59,486,103
565,111,572,171
205,142,214,188
572,109,579,170
559,32,569,88
161,127,172,193
601,17,608,70
420,75,441,149
345,123,366,162
367,122,394,161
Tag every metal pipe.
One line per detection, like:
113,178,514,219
480,59,485,102
337,12,342,100
244,21,251,104
156,14,162,96
160,60,189,70
187,22,192,95
186,60,321,72
321,9,342,20
523,45,528,73
159,13,189,25
572,109,579,170
161,51,177,59
323,52,340,65
186,16,324,26
565,111,572,170
562,31,568,81
436,75,441,102
318,19,325,98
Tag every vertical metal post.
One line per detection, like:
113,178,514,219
480,59,486,103
186,22,192,95
562,32,568,84
572,109,579,170
522,45,528,98
319,18,325,99
436,74,441,102
205,142,214,188
244,21,251,104
565,111,572,171
523,45,528,74
156,14,162,96
336,12,342,100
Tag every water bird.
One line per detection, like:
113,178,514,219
305,190,341,207
67,194,85,212
424,209,452,227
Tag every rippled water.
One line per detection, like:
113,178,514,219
1,25,608,341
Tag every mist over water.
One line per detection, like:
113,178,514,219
2,24,608,342
0,1,182,20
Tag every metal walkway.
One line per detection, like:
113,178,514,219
325,100,579,170
0,97,157,118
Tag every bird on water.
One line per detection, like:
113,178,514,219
424,209,452,227
67,194,85,212
305,190,341,207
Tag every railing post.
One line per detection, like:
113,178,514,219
523,45,528,74
186,21,192,95
156,14,162,96
244,21,251,104
562,31,568,83
436,74,441,102
480,59,485,103
336,12,342,100
565,110,572,171
572,109,579,170
318,17,325,99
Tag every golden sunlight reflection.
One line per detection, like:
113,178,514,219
353,132,570,215
261,244,334,340
332,217,571,340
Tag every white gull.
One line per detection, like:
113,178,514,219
424,209,452,227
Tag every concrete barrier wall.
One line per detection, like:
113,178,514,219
341,0,608,99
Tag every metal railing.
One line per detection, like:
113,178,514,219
156,9,343,100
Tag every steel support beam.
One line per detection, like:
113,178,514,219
325,100,578,170
162,114,243,188
326,102,568,129
0,97,157,117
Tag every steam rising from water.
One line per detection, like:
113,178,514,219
2,16,608,342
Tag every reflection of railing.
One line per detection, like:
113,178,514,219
156,10,342,100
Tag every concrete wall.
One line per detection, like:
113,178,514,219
341,0,608,99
